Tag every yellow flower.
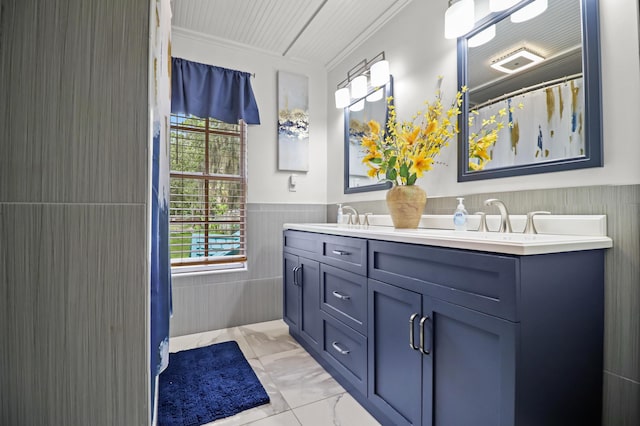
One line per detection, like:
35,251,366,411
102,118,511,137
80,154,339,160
368,120,381,135
409,154,433,177
367,167,378,178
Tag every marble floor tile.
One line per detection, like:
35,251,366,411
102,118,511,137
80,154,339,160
259,348,345,409
243,411,301,426
169,326,257,359
240,320,301,358
205,358,290,426
293,393,381,426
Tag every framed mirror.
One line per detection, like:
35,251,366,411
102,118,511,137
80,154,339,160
457,0,602,181
344,77,394,193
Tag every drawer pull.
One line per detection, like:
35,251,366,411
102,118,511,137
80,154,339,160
419,316,431,355
292,266,300,286
409,313,419,351
331,341,350,355
332,291,351,300
331,249,351,256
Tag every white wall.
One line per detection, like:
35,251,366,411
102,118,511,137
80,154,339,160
172,28,328,204
327,0,640,204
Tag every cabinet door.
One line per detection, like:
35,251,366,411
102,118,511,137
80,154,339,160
423,297,517,426
283,253,299,329
368,279,423,426
299,257,322,351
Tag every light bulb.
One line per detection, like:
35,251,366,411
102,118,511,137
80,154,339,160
489,0,520,12
350,75,368,99
511,0,547,23
370,60,390,87
468,25,496,48
349,99,365,112
444,0,475,39
334,87,350,109
366,88,384,103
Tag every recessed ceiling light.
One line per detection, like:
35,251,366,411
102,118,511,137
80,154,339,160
490,47,545,74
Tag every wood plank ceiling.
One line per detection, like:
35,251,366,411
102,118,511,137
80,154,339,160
171,0,415,69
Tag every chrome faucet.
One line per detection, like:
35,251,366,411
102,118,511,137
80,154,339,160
342,205,360,225
484,199,512,233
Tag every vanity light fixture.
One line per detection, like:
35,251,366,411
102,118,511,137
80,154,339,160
489,0,520,12
444,0,475,39
510,0,547,23
334,51,390,109
468,25,496,47
490,47,544,74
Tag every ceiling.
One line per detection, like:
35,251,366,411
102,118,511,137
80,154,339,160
171,0,415,69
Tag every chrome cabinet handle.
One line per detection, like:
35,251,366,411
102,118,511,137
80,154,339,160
332,341,350,355
332,249,351,256
409,313,419,350
292,266,301,286
332,291,351,300
419,316,431,355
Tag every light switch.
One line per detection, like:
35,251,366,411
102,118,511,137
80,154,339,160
289,174,297,192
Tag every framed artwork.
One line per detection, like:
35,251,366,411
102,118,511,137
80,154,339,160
278,71,309,171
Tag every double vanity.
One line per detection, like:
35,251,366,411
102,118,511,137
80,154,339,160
282,215,611,425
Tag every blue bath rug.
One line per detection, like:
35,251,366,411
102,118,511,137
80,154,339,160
158,341,270,425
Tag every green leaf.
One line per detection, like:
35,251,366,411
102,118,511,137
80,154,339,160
400,163,409,178
387,168,397,181
370,157,382,164
407,174,417,185
388,156,397,169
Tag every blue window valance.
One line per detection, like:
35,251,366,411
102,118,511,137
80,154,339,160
171,57,261,124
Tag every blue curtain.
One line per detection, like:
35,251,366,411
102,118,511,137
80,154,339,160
171,57,261,124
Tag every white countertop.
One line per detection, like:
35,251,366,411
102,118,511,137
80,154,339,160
284,216,613,255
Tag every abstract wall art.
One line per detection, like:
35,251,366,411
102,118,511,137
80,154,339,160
278,71,309,171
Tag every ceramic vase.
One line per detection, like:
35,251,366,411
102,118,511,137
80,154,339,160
386,185,427,228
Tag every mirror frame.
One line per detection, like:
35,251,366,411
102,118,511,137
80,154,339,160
344,77,394,194
457,0,602,182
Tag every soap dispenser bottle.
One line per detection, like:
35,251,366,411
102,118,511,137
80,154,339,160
453,197,468,231
337,203,344,225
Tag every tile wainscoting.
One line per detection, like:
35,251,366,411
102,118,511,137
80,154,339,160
327,184,640,426
170,204,326,336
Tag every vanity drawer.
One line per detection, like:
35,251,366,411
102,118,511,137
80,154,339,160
320,264,367,335
369,240,519,321
320,234,367,275
283,230,320,258
321,312,367,395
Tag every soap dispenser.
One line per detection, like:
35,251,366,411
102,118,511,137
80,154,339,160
453,197,468,231
336,203,344,225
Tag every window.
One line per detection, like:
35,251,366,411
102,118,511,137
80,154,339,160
169,114,247,270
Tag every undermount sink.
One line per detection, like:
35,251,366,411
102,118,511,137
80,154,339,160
284,220,612,255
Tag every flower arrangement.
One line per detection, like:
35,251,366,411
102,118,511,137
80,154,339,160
467,102,522,171
361,77,464,185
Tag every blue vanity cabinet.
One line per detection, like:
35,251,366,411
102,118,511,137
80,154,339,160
368,239,604,426
367,278,517,426
284,229,605,426
283,232,322,352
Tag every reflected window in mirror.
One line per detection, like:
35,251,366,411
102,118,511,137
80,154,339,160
457,0,602,181
344,77,394,193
